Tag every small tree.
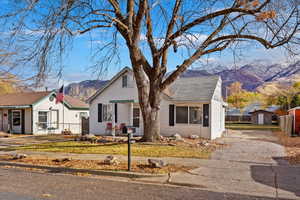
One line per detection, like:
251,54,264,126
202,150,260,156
1,0,300,141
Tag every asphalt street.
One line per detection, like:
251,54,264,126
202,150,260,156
0,167,289,200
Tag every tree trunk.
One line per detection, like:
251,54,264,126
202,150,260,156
139,85,161,142
132,67,162,142
141,108,160,142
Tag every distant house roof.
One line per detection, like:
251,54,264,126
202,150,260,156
0,91,88,109
166,76,220,102
226,103,280,116
248,109,274,114
88,67,221,103
226,108,250,116
288,106,300,111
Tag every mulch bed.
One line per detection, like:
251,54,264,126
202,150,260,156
0,155,195,174
83,135,226,149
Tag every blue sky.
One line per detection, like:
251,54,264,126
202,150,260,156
1,0,298,89
53,33,293,88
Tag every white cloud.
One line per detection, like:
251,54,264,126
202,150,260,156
176,33,208,47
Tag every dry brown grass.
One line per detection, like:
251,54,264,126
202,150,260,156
273,131,300,164
9,136,226,159
0,155,194,174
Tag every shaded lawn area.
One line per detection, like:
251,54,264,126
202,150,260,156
8,141,214,159
226,123,280,131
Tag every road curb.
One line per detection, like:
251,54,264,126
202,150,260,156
0,161,166,179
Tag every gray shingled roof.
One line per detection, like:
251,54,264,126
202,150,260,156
166,76,220,102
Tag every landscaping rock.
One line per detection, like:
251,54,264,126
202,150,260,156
79,134,98,143
62,129,72,135
13,153,27,160
189,135,199,139
52,158,71,163
198,140,209,146
103,155,119,165
148,159,167,168
97,139,110,143
130,139,136,144
170,133,184,141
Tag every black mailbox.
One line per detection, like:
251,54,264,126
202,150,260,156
122,126,136,134
122,126,128,134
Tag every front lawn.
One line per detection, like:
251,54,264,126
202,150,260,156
226,123,280,131
9,140,220,159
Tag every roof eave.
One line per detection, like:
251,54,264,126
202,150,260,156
0,105,31,108
87,66,132,104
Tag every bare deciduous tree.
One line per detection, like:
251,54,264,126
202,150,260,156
1,0,300,141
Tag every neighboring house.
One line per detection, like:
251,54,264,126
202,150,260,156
88,67,226,140
249,110,274,125
225,108,251,122
226,103,279,124
0,91,89,134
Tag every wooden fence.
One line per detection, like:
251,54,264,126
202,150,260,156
279,115,293,136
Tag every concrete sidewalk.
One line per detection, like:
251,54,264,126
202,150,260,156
1,130,300,199
137,130,300,199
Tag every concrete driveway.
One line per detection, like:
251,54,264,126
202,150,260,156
167,130,300,199
0,134,73,150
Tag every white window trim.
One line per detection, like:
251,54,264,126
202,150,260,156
37,110,49,130
102,104,112,122
175,105,202,125
122,75,128,88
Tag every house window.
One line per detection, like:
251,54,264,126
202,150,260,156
12,111,21,126
38,111,48,129
189,107,202,124
133,108,140,127
122,75,128,88
176,106,188,124
103,104,112,121
175,106,203,124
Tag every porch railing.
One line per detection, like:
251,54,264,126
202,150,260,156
35,122,82,134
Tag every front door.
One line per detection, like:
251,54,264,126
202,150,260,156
258,113,264,125
11,110,22,133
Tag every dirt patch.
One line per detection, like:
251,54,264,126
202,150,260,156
0,155,195,174
273,131,300,164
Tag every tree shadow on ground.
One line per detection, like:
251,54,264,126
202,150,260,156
250,157,300,197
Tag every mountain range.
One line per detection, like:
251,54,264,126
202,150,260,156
65,60,300,100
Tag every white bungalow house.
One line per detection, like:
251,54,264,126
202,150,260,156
88,67,226,140
0,91,89,134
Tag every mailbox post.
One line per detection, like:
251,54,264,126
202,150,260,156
127,132,132,171
122,126,134,171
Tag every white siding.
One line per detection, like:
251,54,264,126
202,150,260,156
160,99,211,138
32,94,89,135
89,70,140,135
89,69,225,140
210,78,225,139
24,108,32,134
